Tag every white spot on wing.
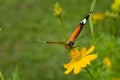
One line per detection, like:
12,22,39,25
81,19,87,24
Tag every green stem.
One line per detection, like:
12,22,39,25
90,0,96,11
12,66,19,80
89,0,96,40
89,16,95,40
85,67,95,80
0,71,4,80
58,16,67,39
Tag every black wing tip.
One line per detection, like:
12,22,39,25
79,11,92,25
89,11,92,14
88,11,92,16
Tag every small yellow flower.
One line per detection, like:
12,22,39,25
92,13,105,21
103,57,112,69
0,28,1,31
64,45,97,74
111,0,120,12
53,2,63,17
105,11,118,19
111,77,120,80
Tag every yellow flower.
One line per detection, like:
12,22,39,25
111,0,120,12
111,77,120,80
53,2,63,17
103,57,112,69
105,11,118,19
92,13,105,24
64,45,97,74
92,13,105,21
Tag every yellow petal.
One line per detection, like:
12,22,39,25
84,45,95,56
64,66,73,74
64,61,74,68
80,54,97,68
73,62,82,74
70,48,80,59
64,62,75,74
79,47,86,56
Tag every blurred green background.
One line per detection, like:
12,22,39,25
0,0,120,80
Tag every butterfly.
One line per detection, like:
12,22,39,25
32,11,92,49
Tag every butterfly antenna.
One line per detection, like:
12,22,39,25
28,41,47,44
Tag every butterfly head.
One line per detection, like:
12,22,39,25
65,41,74,49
